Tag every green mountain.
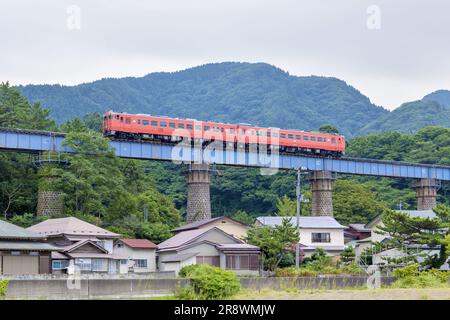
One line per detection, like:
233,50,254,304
423,90,450,107
17,62,386,137
359,100,450,135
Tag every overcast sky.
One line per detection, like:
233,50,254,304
1,0,450,109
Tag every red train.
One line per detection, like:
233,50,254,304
102,111,346,157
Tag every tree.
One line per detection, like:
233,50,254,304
377,205,450,268
319,124,339,135
339,246,356,265
276,195,296,216
246,218,299,271
230,210,254,225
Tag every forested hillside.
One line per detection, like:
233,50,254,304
18,62,386,137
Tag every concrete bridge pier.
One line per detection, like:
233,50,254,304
310,171,335,216
415,178,439,210
186,163,212,223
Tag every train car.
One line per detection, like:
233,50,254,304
102,111,345,157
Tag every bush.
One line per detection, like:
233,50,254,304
176,265,241,300
392,264,449,288
275,262,364,277
178,264,200,278
0,280,9,299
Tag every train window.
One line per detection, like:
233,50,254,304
169,122,175,128
160,121,167,127
178,123,185,129
204,126,210,131
303,136,309,140
310,136,316,142
281,133,286,138
323,138,327,142
221,127,224,132
257,131,263,136
288,134,293,139
116,115,120,120
266,132,271,137
272,133,278,138
317,137,323,142
125,118,131,124
151,120,158,127
229,128,235,134
138,119,141,125
143,120,149,126
195,125,202,131
187,124,193,130
120,117,124,122
331,138,336,144
213,127,219,132
109,115,112,120
296,134,301,140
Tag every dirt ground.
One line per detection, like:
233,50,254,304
234,288,450,300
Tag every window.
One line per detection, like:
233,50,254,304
331,138,336,144
75,258,92,271
120,117,124,122
323,138,327,143
137,119,141,125
229,128,235,134
142,120,149,126
196,256,220,267
213,127,219,132
92,259,108,272
178,123,185,129
226,255,259,270
187,124,193,130
125,118,131,124
169,122,175,128
204,126,210,131
195,125,202,131
317,137,323,142
272,133,278,138
241,129,246,134
120,259,127,265
221,127,224,132
52,260,69,270
310,136,316,142
280,133,286,138
312,233,331,243
266,132,271,137
288,134,293,139
257,131,263,136
160,121,167,127
133,259,148,268
115,115,120,120
303,135,309,141
296,134,301,140
151,120,158,127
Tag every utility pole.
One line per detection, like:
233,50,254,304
295,166,307,268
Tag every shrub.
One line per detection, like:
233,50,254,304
0,280,9,299
178,264,200,278
275,262,364,277
392,264,450,288
275,267,318,277
176,265,241,300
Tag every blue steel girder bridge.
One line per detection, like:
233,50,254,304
0,127,447,220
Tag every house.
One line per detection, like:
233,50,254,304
157,227,260,276
172,216,249,240
0,219,57,275
27,217,126,274
255,216,346,256
344,224,371,242
114,239,158,273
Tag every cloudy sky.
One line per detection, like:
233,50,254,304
1,0,449,109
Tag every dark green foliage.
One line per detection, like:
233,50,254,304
391,264,449,288
246,218,299,271
230,210,254,225
339,246,356,265
176,264,241,300
17,63,386,137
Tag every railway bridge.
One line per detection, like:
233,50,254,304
1,128,449,222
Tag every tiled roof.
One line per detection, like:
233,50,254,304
348,224,371,232
157,229,208,250
118,239,157,249
397,210,436,219
172,216,246,232
0,219,45,240
256,216,346,229
27,217,119,238
0,240,57,251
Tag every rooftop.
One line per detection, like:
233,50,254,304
256,216,346,229
172,216,247,232
27,217,119,238
118,239,157,249
347,224,371,232
160,252,199,263
0,219,45,240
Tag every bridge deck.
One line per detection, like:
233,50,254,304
1,128,449,180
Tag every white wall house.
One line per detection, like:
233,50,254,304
114,239,158,273
255,216,346,256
